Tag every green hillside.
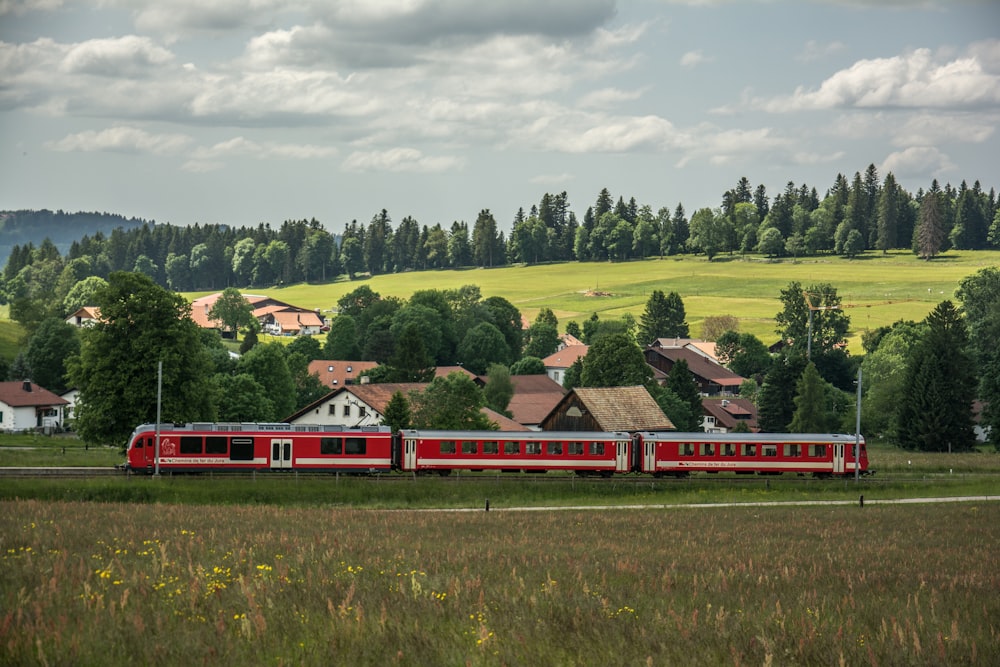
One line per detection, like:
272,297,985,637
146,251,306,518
199,250,996,354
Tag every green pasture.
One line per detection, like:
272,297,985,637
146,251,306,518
194,250,997,353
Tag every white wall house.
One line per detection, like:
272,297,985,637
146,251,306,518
0,382,70,432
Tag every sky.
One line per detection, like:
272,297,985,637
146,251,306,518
1,0,998,235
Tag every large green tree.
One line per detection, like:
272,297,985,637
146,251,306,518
410,372,494,430
757,354,808,432
637,289,689,344
66,272,216,446
894,301,976,452
236,342,297,420
956,267,1000,450
664,359,703,431
580,333,652,388
788,362,829,432
25,317,80,393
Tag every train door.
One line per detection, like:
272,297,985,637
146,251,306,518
270,438,292,469
643,437,656,473
832,443,845,474
403,437,417,471
615,440,630,472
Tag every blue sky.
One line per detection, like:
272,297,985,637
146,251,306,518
1,0,997,234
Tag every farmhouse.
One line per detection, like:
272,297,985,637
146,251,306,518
644,345,745,396
0,381,69,432
190,292,324,337
539,386,674,433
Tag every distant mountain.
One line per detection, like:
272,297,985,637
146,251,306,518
0,209,151,267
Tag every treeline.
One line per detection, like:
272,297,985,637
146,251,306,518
3,166,999,333
0,209,149,266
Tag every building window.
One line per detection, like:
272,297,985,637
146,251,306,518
328,405,336,415
358,406,367,417
343,405,351,417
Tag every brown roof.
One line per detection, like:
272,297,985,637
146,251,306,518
435,366,479,380
566,386,674,432
702,397,758,432
189,292,319,330
507,375,566,425
270,309,324,332
0,382,69,408
308,360,380,388
483,408,526,431
648,347,744,388
345,383,428,413
542,345,589,369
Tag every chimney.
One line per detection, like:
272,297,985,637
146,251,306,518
22,380,32,392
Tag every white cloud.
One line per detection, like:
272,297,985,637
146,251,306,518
341,147,464,173
758,45,1000,111
60,36,174,77
680,50,709,68
880,146,956,178
891,112,996,146
530,173,574,185
0,0,63,16
44,126,192,154
578,87,648,109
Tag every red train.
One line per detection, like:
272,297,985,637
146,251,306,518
124,423,869,477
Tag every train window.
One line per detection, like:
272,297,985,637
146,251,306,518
230,438,254,461
439,441,457,455
503,441,519,455
701,443,714,456
134,438,143,449
762,445,778,457
589,442,605,456
525,442,542,455
680,443,694,456
483,441,499,455
569,442,584,455
180,436,202,454
808,445,826,457
784,444,802,457
345,438,366,455
722,443,736,456
205,436,227,455
461,441,478,455
321,437,343,455
742,443,756,457
547,442,563,455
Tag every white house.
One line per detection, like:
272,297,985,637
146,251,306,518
0,381,70,432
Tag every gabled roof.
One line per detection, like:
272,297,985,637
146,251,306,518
269,309,324,332
189,292,319,330
549,386,674,432
702,397,758,432
647,346,744,388
482,408,526,431
435,366,479,380
651,338,719,361
308,360,380,388
507,375,566,426
0,382,69,408
542,345,589,369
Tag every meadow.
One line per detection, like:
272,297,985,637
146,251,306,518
188,250,999,353
1,498,996,666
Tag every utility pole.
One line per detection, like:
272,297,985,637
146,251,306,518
804,292,839,360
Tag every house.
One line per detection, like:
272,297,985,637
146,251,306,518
644,346,745,396
541,345,588,386
190,292,325,337
650,337,720,363
434,366,481,382
308,360,380,388
59,388,80,425
285,383,525,431
0,381,70,432
65,306,101,328
701,397,758,433
506,375,567,430
539,386,674,433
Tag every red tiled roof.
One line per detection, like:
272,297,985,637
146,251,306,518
542,345,589,369
0,382,69,408
507,375,566,425
308,360,380,388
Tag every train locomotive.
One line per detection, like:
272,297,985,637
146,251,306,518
124,422,869,478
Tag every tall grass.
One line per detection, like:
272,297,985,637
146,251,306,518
1,499,996,665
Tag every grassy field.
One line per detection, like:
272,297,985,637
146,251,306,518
1,499,996,665
187,250,998,353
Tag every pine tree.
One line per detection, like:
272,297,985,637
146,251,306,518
383,391,412,434
894,301,976,452
789,362,828,432
664,359,703,431
916,192,946,260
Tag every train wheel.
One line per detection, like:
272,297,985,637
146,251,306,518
437,469,452,477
